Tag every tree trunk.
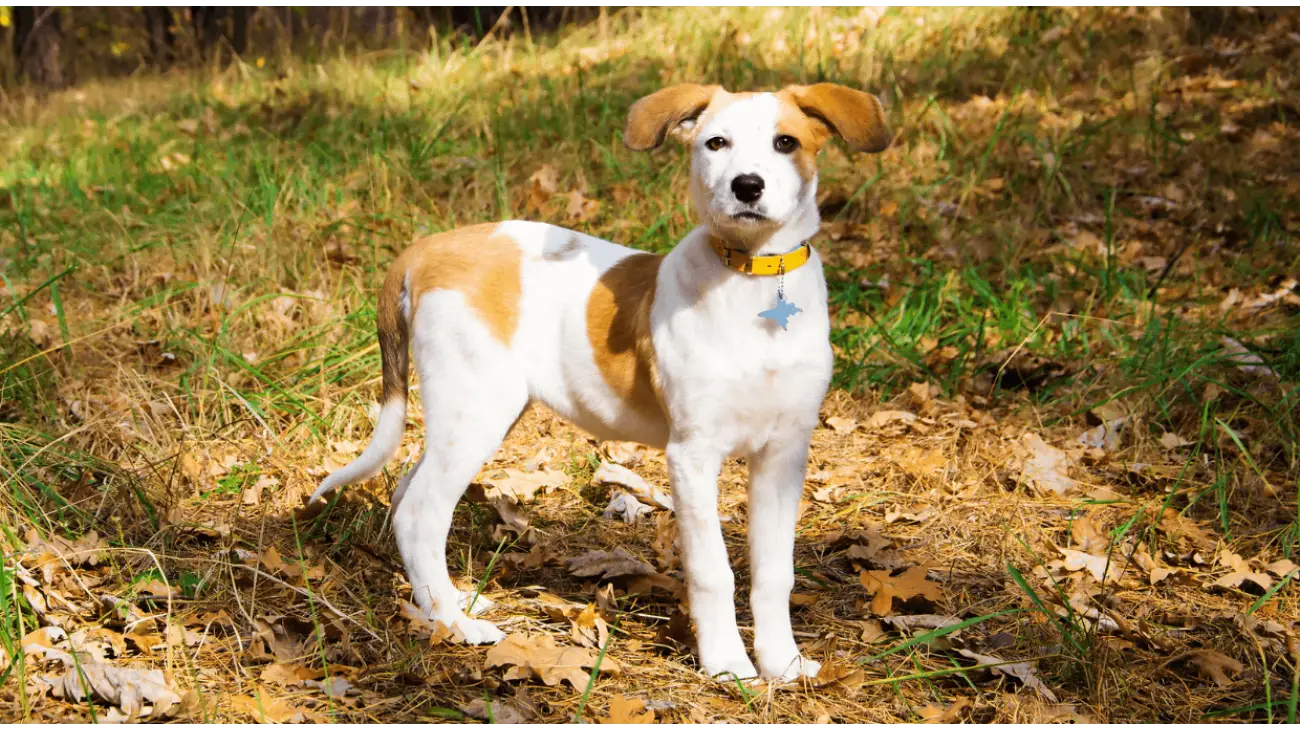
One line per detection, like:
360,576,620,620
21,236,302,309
230,7,249,55
13,6,65,88
144,6,176,65
192,6,226,59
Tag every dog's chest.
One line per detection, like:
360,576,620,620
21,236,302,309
653,264,832,449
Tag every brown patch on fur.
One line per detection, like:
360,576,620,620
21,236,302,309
586,254,665,420
396,222,523,345
625,84,721,150
774,92,833,183
783,83,893,153
376,223,521,405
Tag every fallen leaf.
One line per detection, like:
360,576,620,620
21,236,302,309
1017,433,1077,496
859,566,942,616
825,416,858,434
229,689,309,723
483,468,568,503
485,633,620,689
651,512,677,571
1070,515,1109,553
461,698,527,724
569,603,610,649
1159,432,1193,450
604,492,653,523
601,441,644,466
566,189,601,222
917,697,970,723
957,649,1057,701
811,659,867,690
593,461,673,510
1078,417,1126,452
600,693,655,723
566,547,657,580
1054,547,1122,583
1167,650,1244,687
1212,550,1272,593
881,614,962,632
867,410,917,429
33,648,183,721
1267,559,1298,578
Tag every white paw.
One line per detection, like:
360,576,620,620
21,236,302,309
448,617,506,645
701,652,759,682
758,653,821,682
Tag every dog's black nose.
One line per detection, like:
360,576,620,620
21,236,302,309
731,174,765,204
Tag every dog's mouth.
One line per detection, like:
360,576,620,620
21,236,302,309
731,211,767,223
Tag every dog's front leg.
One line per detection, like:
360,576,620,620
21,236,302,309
667,439,757,680
747,438,821,680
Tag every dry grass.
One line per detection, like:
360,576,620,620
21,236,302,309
2,6,1299,723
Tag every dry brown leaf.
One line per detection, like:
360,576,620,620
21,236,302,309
1069,515,1109,553
601,441,644,466
651,512,678,571
957,649,1057,701
566,189,601,222
593,461,673,511
881,614,962,633
526,165,560,212
1266,558,1298,578
569,603,610,649
1154,508,1216,548
917,697,970,723
867,410,917,429
229,689,309,723
600,693,655,723
859,566,942,616
484,633,620,689
825,416,858,434
32,647,184,721
1054,548,1122,583
566,547,657,580
811,659,867,690
1180,650,1244,687
1212,550,1273,592
1017,433,1077,496
461,698,528,723
483,468,568,503
885,505,936,524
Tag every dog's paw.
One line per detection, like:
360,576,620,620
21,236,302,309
758,652,821,683
448,617,506,645
701,652,759,682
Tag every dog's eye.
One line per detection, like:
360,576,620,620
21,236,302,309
704,136,728,151
774,135,799,153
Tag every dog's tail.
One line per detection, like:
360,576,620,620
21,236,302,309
309,266,410,504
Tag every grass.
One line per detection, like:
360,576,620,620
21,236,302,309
1,5,1299,723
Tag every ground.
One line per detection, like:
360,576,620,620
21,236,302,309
2,6,1299,723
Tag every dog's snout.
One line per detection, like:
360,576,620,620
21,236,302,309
731,174,765,204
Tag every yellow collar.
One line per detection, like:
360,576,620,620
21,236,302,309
709,238,812,276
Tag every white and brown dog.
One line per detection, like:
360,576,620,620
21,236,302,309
312,83,891,681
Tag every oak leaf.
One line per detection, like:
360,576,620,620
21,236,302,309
859,566,941,616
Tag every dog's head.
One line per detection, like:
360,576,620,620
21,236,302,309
625,84,891,248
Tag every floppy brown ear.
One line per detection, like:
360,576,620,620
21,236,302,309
785,84,892,153
624,84,721,151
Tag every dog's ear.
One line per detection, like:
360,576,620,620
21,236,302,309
785,84,892,153
624,84,721,151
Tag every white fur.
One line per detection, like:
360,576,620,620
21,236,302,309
318,93,835,681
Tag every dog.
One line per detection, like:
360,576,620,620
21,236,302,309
311,83,891,681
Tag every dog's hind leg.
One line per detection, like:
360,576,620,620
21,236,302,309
391,296,527,644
